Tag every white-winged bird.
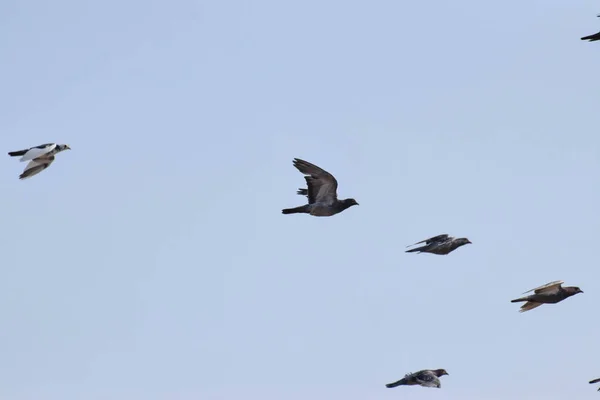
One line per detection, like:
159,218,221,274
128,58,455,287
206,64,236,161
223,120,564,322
405,234,471,255
386,369,449,389
282,158,358,217
510,280,583,313
8,143,71,180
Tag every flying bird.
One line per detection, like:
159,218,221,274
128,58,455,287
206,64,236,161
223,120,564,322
510,280,583,313
282,158,358,217
8,143,71,180
405,234,471,255
581,14,600,41
386,369,449,389
589,378,600,391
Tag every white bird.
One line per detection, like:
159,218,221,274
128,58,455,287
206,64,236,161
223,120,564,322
8,143,71,180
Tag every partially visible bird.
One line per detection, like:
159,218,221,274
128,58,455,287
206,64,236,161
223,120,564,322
510,280,583,313
386,369,449,389
8,143,71,180
282,158,358,217
405,234,471,255
581,14,600,41
589,378,600,391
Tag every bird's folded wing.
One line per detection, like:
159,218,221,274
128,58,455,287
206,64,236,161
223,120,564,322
415,372,439,387
408,234,449,247
522,280,563,295
20,144,56,162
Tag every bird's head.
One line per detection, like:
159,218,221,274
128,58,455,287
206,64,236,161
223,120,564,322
59,144,71,151
341,198,359,208
567,286,583,295
435,369,449,377
456,238,472,246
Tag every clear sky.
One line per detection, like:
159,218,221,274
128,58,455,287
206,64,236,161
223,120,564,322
1,1,599,399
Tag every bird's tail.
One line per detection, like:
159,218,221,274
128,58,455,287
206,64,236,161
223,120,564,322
385,379,407,388
282,206,308,215
581,34,600,41
510,297,528,303
405,247,422,253
8,149,28,157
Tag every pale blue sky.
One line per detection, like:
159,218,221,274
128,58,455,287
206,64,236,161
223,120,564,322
1,1,600,399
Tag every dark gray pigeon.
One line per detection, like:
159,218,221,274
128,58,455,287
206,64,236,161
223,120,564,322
405,234,471,255
582,15,600,41
590,378,600,391
386,369,449,389
282,158,358,217
8,143,71,180
510,280,583,313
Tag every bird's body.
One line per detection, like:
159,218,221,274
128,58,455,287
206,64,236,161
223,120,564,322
510,280,583,312
386,369,448,389
405,234,471,255
282,158,358,217
8,143,71,179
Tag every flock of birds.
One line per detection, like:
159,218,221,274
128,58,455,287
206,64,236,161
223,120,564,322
7,144,600,392
278,157,593,392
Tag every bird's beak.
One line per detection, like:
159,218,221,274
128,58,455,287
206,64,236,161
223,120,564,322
66,145,71,150
467,240,472,244
580,290,584,293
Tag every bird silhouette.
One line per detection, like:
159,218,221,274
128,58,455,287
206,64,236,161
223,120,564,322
405,234,471,255
510,280,583,312
386,369,449,389
282,158,358,217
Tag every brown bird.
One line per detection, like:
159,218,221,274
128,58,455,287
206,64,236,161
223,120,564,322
510,280,583,313
582,14,600,41
405,234,471,255
590,377,600,391
386,369,449,389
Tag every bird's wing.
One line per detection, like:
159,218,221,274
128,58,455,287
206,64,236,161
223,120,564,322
407,234,450,247
522,280,564,295
415,371,440,388
20,143,56,162
20,156,55,179
292,158,338,204
590,378,600,384
519,301,543,313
